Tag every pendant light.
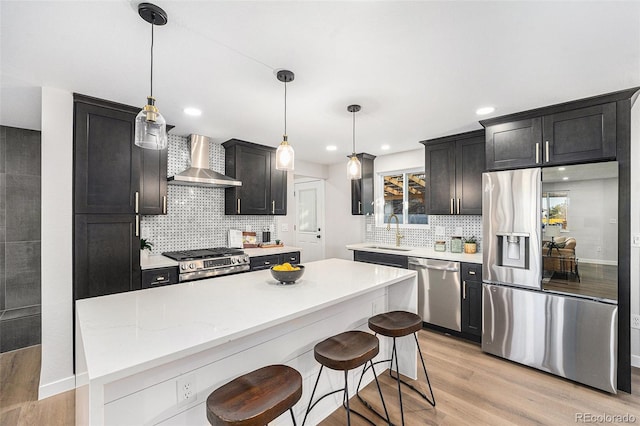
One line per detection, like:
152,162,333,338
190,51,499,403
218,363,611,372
135,3,168,150
275,70,295,171
347,104,362,180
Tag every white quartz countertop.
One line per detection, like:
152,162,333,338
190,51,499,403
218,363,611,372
346,242,483,264
76,258,415,382
243,246,302,257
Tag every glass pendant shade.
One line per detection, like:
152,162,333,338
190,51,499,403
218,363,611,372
135,97,168,150
276,136,295,171
347,154,362,180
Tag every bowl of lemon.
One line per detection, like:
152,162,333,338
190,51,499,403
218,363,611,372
270,263,305,284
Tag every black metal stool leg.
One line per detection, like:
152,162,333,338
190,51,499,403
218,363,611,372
344,370,351,426
392,337,405,426
289,407,297,426
302,365,324,426
388,333,436,407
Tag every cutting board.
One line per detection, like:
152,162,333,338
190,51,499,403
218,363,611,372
242,232,258,248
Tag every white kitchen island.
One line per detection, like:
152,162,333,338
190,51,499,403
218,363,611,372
75,258,418,425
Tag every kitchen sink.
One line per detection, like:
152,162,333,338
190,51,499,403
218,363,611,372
363,245,412,252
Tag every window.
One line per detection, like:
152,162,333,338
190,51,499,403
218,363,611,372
376,169,427,226
542,191,569,230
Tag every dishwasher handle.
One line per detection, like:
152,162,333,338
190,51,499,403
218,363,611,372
408,259,459,272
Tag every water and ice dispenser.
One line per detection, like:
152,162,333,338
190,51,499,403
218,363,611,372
496,233,530,269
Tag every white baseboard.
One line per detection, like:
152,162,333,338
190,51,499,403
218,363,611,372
632,355,640,369
38,375,75,400
578,258,618,266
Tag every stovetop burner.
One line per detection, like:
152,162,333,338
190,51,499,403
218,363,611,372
162,247,244,261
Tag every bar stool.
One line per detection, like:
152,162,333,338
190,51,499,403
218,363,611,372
302,330,390,426
357,311,435,425
206,364,302,426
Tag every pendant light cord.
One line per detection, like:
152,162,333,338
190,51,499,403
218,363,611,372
284,81,287,135
352,109,356,154
150,17,155,98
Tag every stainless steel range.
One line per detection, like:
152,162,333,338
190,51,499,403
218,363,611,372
162,247,250,282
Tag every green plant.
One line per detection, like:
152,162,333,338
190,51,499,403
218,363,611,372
464,236,477,244
140,238,154,251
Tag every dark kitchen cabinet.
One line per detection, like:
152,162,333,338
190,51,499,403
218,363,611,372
250,251,301,271
74,214,141,300
223,139,287,215
351,153,376,215
482,92,625,171
139,147,168,215
353,250,408,269
421,130,484,215
141,266,178,289
74,96,140,215
461,263,482,338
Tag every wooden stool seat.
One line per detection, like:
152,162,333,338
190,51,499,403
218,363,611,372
368,310,423,337
314,330,379,371
206,364,302,426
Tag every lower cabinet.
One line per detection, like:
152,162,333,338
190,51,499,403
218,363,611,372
74,214,140,300
141,267,178,289
461,262,482,337
353,250,408,269
250,252,301,271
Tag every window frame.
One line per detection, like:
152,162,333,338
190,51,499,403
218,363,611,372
375,167,430,229
542,190,570,232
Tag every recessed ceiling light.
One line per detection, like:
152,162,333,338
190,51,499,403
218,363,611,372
562,177,569,180
476,106,495,115
183,107,202,116
326,145,337,151
558,167,566,171
381,144,390,150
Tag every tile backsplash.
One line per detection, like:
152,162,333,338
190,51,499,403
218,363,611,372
141,134,278,254
364,215,482,252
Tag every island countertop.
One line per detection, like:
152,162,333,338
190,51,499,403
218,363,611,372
76,258,416,383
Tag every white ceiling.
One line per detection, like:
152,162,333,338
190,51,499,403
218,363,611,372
1,1,639,165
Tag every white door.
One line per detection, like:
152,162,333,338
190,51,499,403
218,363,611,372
295,180,325,262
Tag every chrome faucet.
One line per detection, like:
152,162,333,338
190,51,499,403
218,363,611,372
386,214,404,247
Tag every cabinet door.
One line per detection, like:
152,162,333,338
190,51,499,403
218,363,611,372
485,118,542,170
543,103,616,165
74,100,139,214
351,179,363,215
74,214,140,300
455,135,485,215
353,251,408,269
270,152,287,215
425,142,455,214
139,147,168,215
461,279,482,336
351,154,375,215
235,145,271,215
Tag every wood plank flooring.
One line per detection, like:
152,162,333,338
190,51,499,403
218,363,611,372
2,330,640,425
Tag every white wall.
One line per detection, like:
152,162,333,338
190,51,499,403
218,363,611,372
39,87,74,398
630,100,640,367
374,148,423,174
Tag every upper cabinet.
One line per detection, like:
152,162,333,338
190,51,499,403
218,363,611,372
351,153,376,215
420,130,484,215
139,146,168,215
223,139,287,215
481,88,640,171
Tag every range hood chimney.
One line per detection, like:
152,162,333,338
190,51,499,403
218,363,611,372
168,135,242,188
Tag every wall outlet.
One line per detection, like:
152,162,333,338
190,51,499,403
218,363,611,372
246,225,252,232
176,374,197,407
632,315,640,330
596,246,602,253
281,223,289,232
366,224,373,232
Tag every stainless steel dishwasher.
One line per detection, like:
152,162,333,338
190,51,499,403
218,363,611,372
408,257,461,331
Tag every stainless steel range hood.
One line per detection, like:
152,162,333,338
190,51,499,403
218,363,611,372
168,134,242,188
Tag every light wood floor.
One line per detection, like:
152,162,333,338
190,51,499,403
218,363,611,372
543,262,618,301
2,330,640,426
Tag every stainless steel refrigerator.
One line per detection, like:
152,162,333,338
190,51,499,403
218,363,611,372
481,164,619,393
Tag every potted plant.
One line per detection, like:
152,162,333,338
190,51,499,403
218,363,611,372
140,238,153,260
464,236,477,254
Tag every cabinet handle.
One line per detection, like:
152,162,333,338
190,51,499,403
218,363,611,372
135,215,139,237
457,198,460,215
135,191,139,214
535,142,540,164
358,201,361,214
162,196,167,214
450,198,454,215
463,281,467,299
264,261,271,265
545,140,550,162
272,200,275,214
237,198,241,214
469,270,476,275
